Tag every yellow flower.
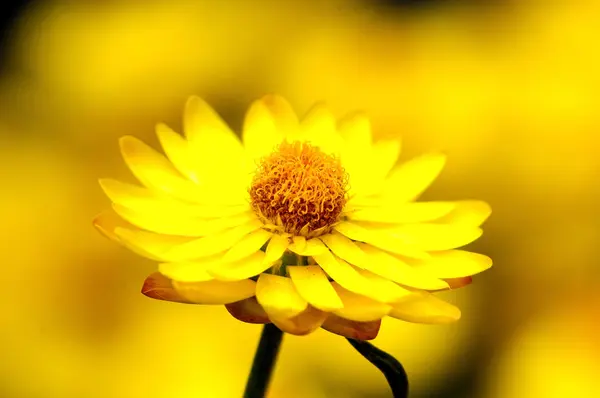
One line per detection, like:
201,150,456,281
94,95,492,339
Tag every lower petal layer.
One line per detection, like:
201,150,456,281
256,274,308,318
93,209,136,243
442,276,473,290
226,297,270,324
321,314,381,341
270,305,328,336
172,278,256,305
331,283,391,322
141,272,192,303
388,292,461,324
287,265,344,311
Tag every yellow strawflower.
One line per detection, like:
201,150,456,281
94,95,492,340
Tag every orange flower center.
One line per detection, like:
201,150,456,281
249,141,348,236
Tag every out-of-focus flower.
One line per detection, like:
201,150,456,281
94,95,492,340
8,0,352,147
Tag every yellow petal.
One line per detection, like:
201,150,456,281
100,178,246,210
287,265,344,311
356,243,449,290
208,251,271,281
312,246,371,296
242,95,292,163
347,202,456,224
173,278,256,305
100,178,156,207
114,227,193,261
338,113,373,196
118,135,207,203
222,229,272,263
183,96,240,149
359,139,401,196
441,276,472,290
93,209,136,243
299,103,342,156
164,219,263,262
331,283,391,322
338,112,372,150
256,274,308,318
291,236,306,252
269,305,328,336
288,238,327,256
407,250,493,278
334,221,430,260
389,292,461,324
387,223,483,251
155,122,199,183
226,297,270,324
261,94,299,136
371,139,401,179
158,258,216,282
434,200,492,227
141,272,192,304
113,204,255,237
319,232,367,267
321,315,381,340
354,268,413,304
381,153,447,203
263,234,289,265
183,96,247,187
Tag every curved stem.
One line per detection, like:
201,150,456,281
243,324,284,398
346,338,409,398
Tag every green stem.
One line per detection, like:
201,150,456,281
243,324,284,398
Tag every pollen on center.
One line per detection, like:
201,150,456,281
249,141,348,236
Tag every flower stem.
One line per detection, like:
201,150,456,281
346,338,409,398
243,324,284,398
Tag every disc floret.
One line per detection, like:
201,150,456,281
249,141,348,236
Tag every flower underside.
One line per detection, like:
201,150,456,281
249,141,348,236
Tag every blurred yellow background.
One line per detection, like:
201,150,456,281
1,0,599,397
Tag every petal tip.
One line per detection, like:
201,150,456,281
226,297,270,324
155,122,171,134
185,95,202,107
141,272,191,304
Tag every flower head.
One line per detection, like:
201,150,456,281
94,95,492,340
